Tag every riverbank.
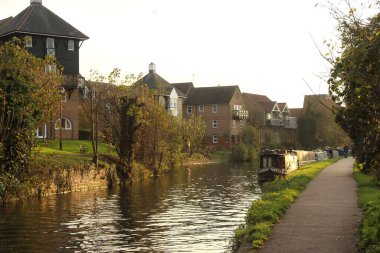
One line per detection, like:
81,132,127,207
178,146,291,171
354,163,380,252
1,141,223,203
233,158,341,251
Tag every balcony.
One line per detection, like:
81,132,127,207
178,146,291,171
233,109,248,120
266,119,283,126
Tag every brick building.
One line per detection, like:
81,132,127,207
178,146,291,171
242,93,298,148
184,85,248,150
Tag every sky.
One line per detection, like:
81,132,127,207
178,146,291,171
1,0,346,108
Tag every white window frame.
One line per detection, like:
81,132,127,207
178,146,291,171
25,36,32,48
199,105,204,112
36,124,47,138
212,134,218,144
212,104,218,113
187,106,192,114
169,98,177,109
212,120,218,128
233,120,236,128
68,40,74,51
55,118,72,130
234,104,242,110
46,37,55,56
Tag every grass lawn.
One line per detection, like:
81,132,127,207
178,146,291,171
33,140,117,164
233,158,341,251
353,165,380,252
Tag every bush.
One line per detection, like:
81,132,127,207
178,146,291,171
354,164,380,252
231,143,249,162
231,144,260,162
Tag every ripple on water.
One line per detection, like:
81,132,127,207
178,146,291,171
0,163,260,252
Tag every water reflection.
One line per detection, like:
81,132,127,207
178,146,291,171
0,162,260,252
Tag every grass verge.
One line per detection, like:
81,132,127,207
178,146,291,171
233,158,340,251
33,140,117,165
353,164,380,253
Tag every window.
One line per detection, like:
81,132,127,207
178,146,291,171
25,36,32,47
263,157,272,168
169,97,178,116
233,120,236,128
187,106,192,114
55,118,72,130
212,134,218,144
45,64,56,73
169,98,177,108
234,104,242,110
212,120,218,128
199,105,204,112
68,40,74,51
212,104,217,113
36,124,47,138
240,120,243,128
46,37,55,56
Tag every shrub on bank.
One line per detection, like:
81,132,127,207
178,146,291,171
233,158,340,251
231,143,260,162
354,164,380,253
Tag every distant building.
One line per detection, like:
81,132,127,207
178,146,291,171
135,63,188,118
291,94,347,149
184,85,248,150
0,0,89,140
242,93,298,148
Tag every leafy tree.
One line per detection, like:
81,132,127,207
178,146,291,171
133,86,184,176
327,1,380,176
182,114,206,156
0,39,61,174
297,105,318,150
80,70,116,165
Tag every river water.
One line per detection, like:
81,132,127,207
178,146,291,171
0,162,260,252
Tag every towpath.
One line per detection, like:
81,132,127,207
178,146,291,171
241,157,362,253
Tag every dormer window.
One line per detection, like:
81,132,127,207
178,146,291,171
25,36,32,47
68,40,74,51
46,37,55,56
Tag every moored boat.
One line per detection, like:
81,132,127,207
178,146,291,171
258,150,298,180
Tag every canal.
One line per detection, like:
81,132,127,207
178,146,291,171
0,162,260,252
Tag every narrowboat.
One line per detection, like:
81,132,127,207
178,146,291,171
258,150,298,180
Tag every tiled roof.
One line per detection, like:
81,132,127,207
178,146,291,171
185,85,239,105
136,71,170,90
289,108,304,118
242,93,272,103
135,71,186,97
0,2,89,40
0,17,12,30
172,82,194,97
242,92,276,113
260,101,277,113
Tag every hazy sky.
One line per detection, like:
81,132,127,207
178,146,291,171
1,0,342,108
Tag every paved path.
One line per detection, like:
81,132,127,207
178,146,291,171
241,157,362,253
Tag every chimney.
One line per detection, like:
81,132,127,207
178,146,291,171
149,62,156,73
30,0,42,4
